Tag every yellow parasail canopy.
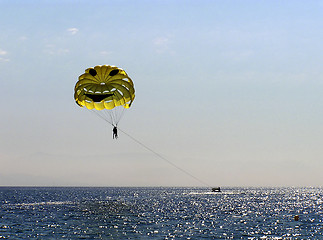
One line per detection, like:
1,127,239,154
74,65,135,111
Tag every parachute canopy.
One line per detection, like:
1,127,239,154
74,65,135,110
74,65,135,126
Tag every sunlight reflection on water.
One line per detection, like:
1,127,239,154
0,187,322,239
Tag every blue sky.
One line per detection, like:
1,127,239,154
1,0,322,187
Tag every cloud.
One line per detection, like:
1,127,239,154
153,37,170,53
67,27,79,35
0,49,7,55
154,37,169,46
0,49,9,62
100,50,112,56
43,44,69,55
0,58,9,62
153,36,176,55
20,36,28,41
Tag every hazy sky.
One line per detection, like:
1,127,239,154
1,0,322,187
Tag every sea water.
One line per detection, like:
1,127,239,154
0,187,322,239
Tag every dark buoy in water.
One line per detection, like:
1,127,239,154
211,187,221,192
294,215,299,221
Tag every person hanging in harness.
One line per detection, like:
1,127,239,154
113,126,118,139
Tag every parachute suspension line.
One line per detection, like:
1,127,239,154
109,93,127,127
87,108,114,127
86,107,122,128
106,109,116,126
117,127,211,187
84,107,209,187
108,107,123,126
118,106,126,125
